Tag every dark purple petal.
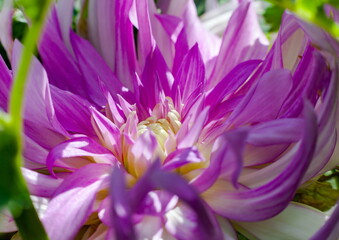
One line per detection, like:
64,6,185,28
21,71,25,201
110,161,222,240
50,85,96,137
40,8,89,101
137,47,172,118
70,31,124,105
110,167,136,240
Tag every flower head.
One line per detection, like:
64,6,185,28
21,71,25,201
1,0,339,239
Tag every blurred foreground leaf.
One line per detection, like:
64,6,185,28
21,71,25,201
263,5,284,32
194,0,206,16
266,0,339,37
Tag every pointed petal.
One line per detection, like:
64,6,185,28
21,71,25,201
87,0,137,90
138,47,172,117
172,44,205,108
12,41,65,134
39,9,89,101
55,0,75,51
50,85,96,137
91,107,121,158
178,107,210,148
206,60,261,108
135,0,155,67
208,0,268,86
70,31,123,105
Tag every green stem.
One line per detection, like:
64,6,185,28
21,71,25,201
6,0,53,239
8,167,49,240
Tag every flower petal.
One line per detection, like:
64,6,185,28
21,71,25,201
40,9,89,101
172,44,205,110
0,55,11,111
208,0,268,87
50,85,96,137
46,137,117,175
163,147,204,171
87,0,137,90
236,203,327,240
43,164,110,240
191,128,248,192
70,31,123,105
0,209,16,233
310,202,339,240
228,69,293,127
0,0,13,58
203,101,317,221
206,59,262,108
22,168,62,197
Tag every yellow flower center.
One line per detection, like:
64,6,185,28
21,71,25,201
121,98,182,178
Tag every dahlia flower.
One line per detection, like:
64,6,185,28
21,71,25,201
1,0,339,239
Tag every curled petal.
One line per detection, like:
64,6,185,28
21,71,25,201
110,161,222,240
46,137,117,176
203,101,318,221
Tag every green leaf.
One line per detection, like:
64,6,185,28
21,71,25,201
12,18,28,41
265,0,339,37
194,0,206,16
328,0,339,8
293,181,339,211
263,5,285,32
237,232,249,240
